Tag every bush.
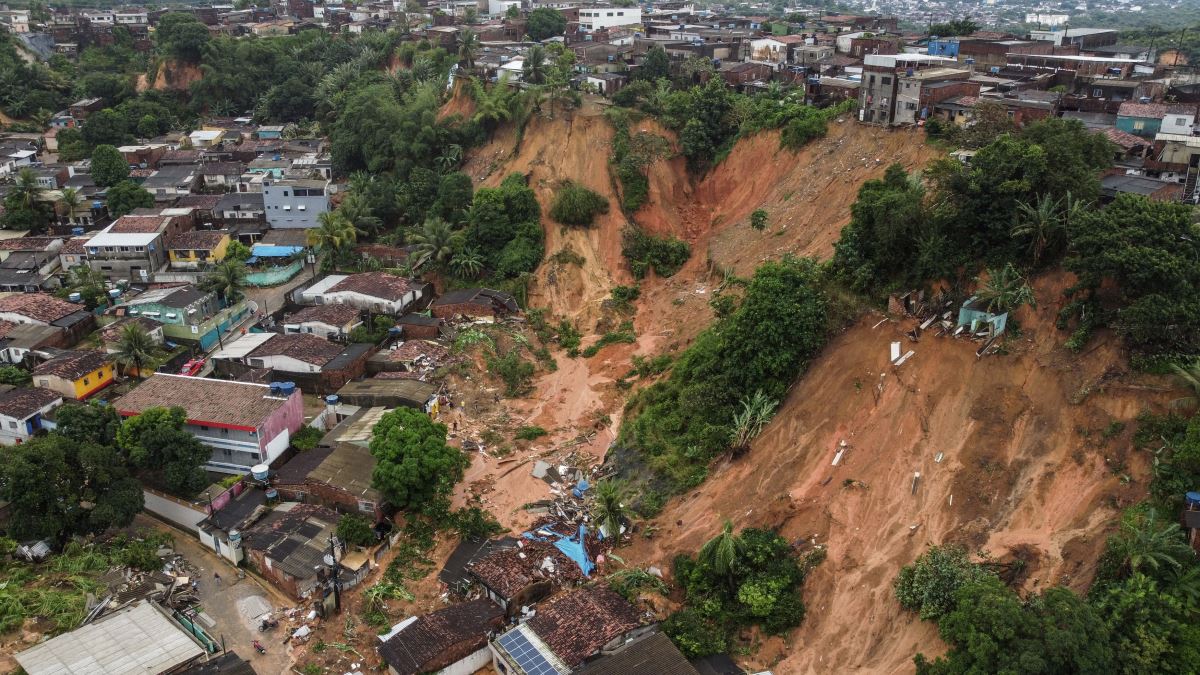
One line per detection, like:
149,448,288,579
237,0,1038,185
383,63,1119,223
515,425,547,440
610,285,640,312
549,181,609,226
582,321,637,358
487,351,536,396
557,319,582,354
750,209,768,231
448,506,505,539
894,544,994,621
291,425,324,451
663,608,729,659
622,226,691,279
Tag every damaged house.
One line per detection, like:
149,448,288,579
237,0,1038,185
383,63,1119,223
377,598,506,675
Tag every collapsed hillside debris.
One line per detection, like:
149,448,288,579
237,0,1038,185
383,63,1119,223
887,290,1009,357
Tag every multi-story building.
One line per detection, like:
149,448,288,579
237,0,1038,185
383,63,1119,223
84,214,185,282
263,178,330,229
577,5,640,32
858,54,958,126
115,374,305,473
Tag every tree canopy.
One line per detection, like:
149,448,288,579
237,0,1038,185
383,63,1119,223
369,407,468,517
117,407,211,496
526,8,567,41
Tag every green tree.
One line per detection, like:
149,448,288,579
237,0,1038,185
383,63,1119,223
635,45,670,81
200,259,248,305
750,209,768,231
55,401,122,447
117,407,211,496
930,16,979,36
472,76,516,137
523,44,548,84
81,108,131,147
337,513,377,547
1106,508,1196,578
337,192,382,238
9,167,44,212
55,186,83,225
0,365,31,386
506,4,519,19
450,248,485,279
105,180,154,218
90,144,129,188
698,520,743,587
369,407,469,516
895,545,994,621
1090,573,1200,674
1012,193,1072,268
458,29,479,68
0,434,143,541
729,389,778,455
225,240,252,263
549,181,609,226
155,12,211,63
526,7,567,41
112,323,157,378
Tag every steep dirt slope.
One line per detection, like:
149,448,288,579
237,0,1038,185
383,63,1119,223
621,271,1168,673
137,60,203,93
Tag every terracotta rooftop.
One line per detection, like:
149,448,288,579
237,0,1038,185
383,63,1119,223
467,540,583,598
526,586,644,668
31,350,110,379
0,320,16,339
98,316,162,344
0,387,60,419
115,373,294,430
1117,102,1196,119
0,236,60,252
328,272,419,302
60,236,90,255
378,599,505,675
0,293,84,324
199,162,245,176
249,333,344,366
385,340,449,364
174,194,223,210
1102,126,1148,149
110,215,170,234
167,230,228,251
283,304,362,328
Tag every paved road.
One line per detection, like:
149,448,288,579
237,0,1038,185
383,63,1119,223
137,515,296,673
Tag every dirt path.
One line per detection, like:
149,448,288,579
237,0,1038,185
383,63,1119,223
138,515,298,673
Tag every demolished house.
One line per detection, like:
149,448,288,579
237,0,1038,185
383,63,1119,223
377,598,505,675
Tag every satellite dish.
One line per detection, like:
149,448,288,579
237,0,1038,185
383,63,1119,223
323,554,335,567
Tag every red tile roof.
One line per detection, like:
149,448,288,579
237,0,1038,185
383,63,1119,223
1117,102,1195,119
60,237,90,255
378,599,505,675
0,387,61,419
166,230,228,251
467,540,584,598
283,304,362,328
249,333,344,366
115,373,293,430
0,236,61,252
1102,127,1147,149
526,586,644,668
329,272,419,302
0,293,84,324
110,215,170,234
31,350,110,379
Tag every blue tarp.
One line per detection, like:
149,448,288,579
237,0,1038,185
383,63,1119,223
250,244,304,258
522,523,594,577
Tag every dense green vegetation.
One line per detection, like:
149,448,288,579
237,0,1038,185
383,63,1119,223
369,407,469,519
621,226,690,279
619,256,827,490
664,523,823,658
549,181,609,226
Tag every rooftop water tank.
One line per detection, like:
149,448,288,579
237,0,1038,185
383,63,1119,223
1187,491,1200,509
108,289,121,299
68,292,82,303
324,394,339,406
71,227,84,236
229,529,242,544
279,382,296,396
251,464,270,481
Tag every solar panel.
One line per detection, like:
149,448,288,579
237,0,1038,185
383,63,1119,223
497,627,565,675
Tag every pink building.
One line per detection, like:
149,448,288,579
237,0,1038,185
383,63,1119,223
115,374,305,474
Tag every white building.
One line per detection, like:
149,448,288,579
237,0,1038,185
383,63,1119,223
263,178,331,229
114,10,149,25
300,271,426,315
0,387,62,445
577,5,641,32
489,0,521,16
1025,13,1070,27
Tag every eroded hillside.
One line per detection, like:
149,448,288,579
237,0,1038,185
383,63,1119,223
454,97,1167,673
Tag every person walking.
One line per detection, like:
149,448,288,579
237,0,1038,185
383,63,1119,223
214,572,221,585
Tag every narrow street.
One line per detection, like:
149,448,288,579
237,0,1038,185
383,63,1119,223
136,515,298,674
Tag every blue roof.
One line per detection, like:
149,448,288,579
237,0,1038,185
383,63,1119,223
522,523,594,577
250,244,304,257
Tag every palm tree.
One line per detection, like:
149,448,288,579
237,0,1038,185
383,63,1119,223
450,248,485,279
201,260,248,306
56,187,82,225
337,193,381,238
591,479,629,541
973,263,1036,313
698,520,743,589
1012,194,1062,267
1169,358,1200,409
113,323,157,378
472,77,515,138
435,144,464,173
523,45,547,85
10,168,44,212
1110,508,1195,577
729,389,779,456
408,218,463,270
307,211,358,255
458,29,479,69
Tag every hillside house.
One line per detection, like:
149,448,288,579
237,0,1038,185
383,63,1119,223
283,304,363,339
263,178,331,229
115,374,304,473
430,288,518,320
212,332,371,394
108,284,250,350
858,54,958,126
142,165,198,202
274,406,388,519
240,502,369,601
489,586,651,673
1117,102,1197,139
378,599,506,675
301,272,429,315
0,293,95,346
84,214,188,282
0,387,63,445
31,350,114,400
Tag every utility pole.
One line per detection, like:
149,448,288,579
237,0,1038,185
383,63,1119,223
326,534,342,613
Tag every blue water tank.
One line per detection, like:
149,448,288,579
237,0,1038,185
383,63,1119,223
71,227,84,236
325,394,340,406
1186,491,1200,508
251,463,270,481
279,382,296,396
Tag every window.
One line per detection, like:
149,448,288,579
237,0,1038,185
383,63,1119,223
1177,118,1188,126
1133,120,1145,130
39,379,48,387
1092,88,1102,97
200,425,209,430
881,76,892,85
83,377,89,385
8,421,15,429
283,191,290,197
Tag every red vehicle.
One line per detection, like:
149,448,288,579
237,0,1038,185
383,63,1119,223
180,358,206,376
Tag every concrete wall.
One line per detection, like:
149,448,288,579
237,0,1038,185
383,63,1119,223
143,487,207,531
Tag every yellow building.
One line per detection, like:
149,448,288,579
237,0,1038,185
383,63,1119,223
31,350,114,400
167,231,232,269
